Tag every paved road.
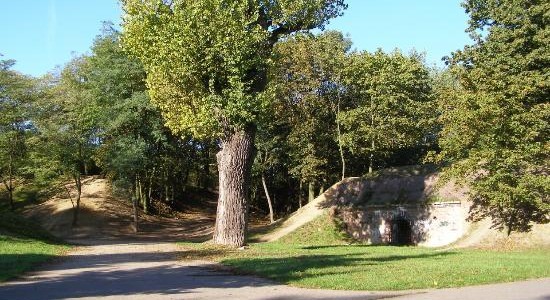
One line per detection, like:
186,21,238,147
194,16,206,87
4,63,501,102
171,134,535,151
0,241,548,300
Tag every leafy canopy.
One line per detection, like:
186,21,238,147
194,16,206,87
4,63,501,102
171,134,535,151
121,0,346,138
440,0,549,233
270,31,351,183
341,50,434,170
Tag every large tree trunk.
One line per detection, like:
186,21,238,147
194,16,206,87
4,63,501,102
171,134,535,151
261,174,275,224
213,127,255,247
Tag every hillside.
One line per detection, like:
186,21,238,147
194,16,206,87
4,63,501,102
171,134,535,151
23,177,215,243
256,167,550,249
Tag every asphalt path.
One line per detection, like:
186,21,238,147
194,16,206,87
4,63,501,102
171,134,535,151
0,241,548,300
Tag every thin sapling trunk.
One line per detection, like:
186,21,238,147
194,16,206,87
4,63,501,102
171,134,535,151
261,174,275,224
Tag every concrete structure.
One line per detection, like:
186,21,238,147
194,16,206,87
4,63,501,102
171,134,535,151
337,201,469,247
321,167,470,247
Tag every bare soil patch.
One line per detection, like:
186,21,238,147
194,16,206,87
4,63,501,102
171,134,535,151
23,177,216,244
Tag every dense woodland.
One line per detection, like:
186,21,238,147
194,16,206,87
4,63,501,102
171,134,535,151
1,0,548,246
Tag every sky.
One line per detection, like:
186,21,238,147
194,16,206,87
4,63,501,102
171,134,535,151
0,1,472,77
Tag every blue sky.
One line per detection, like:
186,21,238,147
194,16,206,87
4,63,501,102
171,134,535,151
0,1,472,77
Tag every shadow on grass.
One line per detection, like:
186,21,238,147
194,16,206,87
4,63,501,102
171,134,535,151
222,250,457,282
300,244,426,250
300,244,370,250
0,253,61,282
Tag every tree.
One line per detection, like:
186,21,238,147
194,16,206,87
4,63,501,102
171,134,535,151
439,0,549,233
36,57,98,226
83,26,202,230
340,50,434,173
270,31,351,204
0,59,34,210
122,0,347,247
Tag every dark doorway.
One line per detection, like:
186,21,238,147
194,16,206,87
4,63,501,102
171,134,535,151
391,218,413,245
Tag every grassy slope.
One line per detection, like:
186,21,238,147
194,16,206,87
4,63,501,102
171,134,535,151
181,213,550,291
0,211,69,282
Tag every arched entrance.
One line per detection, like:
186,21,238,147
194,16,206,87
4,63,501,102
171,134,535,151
391,217,413,245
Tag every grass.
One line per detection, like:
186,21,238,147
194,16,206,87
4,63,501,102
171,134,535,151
180,213,550,291
0,211,69,282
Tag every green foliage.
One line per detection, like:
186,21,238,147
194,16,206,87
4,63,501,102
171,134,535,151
0,58,38,209
438,0,549,233
82,28,208,211
340,50,435,172
271,31,351,184
121,0,347,138
32,56,99,184
251,32,440,213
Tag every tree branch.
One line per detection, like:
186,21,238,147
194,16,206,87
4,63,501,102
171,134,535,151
269,21,316,45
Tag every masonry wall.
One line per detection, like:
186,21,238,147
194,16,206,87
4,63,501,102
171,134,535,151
318,170,470,247
336,202,469,247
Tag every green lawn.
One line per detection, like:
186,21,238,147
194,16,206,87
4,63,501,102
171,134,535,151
181,213,550,291
0,211,69,282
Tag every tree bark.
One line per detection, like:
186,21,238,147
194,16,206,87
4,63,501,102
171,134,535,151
1,176,15,211
308,182,315,203
139,178,148,214
7,153,14,211
132,178,139,232
261,174,275,224
71,173,82,227
336,91,346,180
213,127,255,247
298,180,303,208
7,186,14,211
148,172,154,205
369,138,375,174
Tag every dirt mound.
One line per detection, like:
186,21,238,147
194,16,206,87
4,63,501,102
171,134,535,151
257,178,356,242
24,177,114,238
24,177,215,243
257,167,549,249
256,169,465,243
452,219,550,250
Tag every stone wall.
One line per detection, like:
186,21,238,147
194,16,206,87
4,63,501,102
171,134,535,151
318,168,470,247
336,202,469,247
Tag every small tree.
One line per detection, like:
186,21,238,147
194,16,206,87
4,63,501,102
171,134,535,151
0,59,34,210
36,58,98,226
122,0,347,247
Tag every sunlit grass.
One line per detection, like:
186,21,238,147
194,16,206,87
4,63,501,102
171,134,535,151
180,213,550,290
